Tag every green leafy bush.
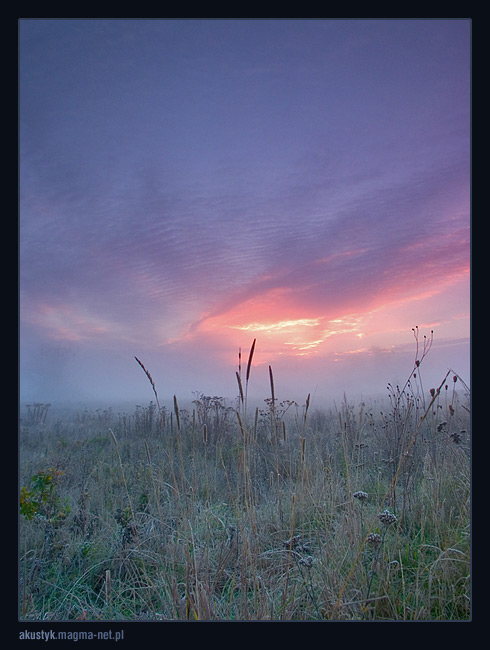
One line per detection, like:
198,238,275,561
20,468,70,523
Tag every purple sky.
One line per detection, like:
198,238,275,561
19,19,470,407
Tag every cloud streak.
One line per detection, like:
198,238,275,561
20,19,470,403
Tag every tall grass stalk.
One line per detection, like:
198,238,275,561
245,339,256,422
134,357,165,430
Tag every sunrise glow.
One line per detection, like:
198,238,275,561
20,19,470,404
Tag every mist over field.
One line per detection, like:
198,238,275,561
20,332,469,414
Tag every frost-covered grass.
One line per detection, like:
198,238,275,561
19,362,470,621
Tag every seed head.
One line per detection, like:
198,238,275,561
353,490,368,502
366,532,383,546
378,509,397,526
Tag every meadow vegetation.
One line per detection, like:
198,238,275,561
19,332,470,621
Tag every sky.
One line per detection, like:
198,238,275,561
19,19,471,408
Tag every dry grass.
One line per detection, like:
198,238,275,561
19,341,470,621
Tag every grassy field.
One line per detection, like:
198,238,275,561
19,348,470,621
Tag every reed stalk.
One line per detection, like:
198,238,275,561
244,338,256,421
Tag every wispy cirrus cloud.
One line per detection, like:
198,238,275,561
20,19,470,402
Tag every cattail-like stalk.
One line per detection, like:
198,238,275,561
246,339,256,384
236,371,244,404
242,338,256,420
173,395,181,432
269,365,275,404
269,365,278,442
301,393,311,439
304,393,310,422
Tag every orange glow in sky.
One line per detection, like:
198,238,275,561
181,266,469,373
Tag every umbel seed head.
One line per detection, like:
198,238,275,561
353,491,368,501
378,509,397,526
366,533,382,546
